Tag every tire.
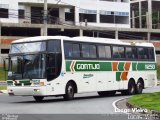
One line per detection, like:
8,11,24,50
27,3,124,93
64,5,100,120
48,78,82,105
136,80,144,94
63,82,75,100
33,96,44,102
98,91,116,97
128,80,136,95
121,80,136,95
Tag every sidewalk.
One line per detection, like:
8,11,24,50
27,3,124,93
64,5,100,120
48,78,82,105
0,81,7,94
0,90,7,94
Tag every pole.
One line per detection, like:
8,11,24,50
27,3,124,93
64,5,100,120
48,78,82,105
0,21,1,44
43,0,48,36
139,0,142,28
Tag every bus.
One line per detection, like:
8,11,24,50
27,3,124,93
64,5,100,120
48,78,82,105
4,36,157,102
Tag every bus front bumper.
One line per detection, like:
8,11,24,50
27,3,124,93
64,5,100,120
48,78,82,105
7,86,47,96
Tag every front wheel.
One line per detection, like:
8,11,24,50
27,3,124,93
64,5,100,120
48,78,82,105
33,96,44,102
63,82,75,100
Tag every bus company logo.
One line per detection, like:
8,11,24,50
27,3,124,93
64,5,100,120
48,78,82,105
70,61,100,72
145,64,155,70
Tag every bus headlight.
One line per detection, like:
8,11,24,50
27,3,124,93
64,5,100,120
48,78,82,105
40,82,45,86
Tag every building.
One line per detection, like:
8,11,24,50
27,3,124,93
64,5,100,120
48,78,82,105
0,0,131,65
1,0,160,65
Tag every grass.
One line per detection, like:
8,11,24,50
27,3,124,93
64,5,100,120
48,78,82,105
128,92,160,112
0,86,7,90
0,67,7,81
157,65,160,80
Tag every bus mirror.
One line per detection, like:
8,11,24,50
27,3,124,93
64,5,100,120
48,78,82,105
3,58,9,71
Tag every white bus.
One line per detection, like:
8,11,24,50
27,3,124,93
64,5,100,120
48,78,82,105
5,36,157,102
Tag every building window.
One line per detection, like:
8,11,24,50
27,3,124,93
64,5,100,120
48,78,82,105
79,9,97,23
65,8,74,22
115,12,129,24
0,8,8,18
18,9,25,19
100,11,114,23
1,49,9,54
100,10,129,24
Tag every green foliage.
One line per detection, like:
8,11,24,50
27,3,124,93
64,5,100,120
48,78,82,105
157,65,160,80
0,86,7,90
128,92,160,112
0,68,8,81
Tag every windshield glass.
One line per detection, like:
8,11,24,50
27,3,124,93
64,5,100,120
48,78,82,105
10,42,46,54
8,54,46,80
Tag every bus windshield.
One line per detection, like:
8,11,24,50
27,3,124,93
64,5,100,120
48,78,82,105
10,42,46,54
8,54,46,80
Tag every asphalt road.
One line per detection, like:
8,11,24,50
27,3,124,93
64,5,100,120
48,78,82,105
0,86,159,120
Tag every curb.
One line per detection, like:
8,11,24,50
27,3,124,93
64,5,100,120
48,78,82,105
0,90,8,94
126,101,160,116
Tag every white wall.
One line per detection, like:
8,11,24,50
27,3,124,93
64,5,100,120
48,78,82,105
0,0,18,23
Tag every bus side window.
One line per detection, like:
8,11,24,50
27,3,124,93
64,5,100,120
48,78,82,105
148,48,155,61
126,47,137,59
64,42,80,58
138,47,149,60
81,44,97,58
112,46,125,59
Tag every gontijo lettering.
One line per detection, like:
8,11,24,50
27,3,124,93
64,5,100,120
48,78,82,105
77,64,100,70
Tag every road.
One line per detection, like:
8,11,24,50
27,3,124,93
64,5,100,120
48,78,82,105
0,86,159,120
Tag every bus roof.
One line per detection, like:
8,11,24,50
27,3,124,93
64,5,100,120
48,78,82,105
12,36,154,47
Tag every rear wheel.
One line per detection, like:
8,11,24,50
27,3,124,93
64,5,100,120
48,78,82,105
136,80,144,94
121,80,136,95
63,82,75,100
33,96,44,102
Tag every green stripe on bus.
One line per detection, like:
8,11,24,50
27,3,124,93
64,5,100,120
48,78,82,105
66,61,156,72
66,61,112,72
116,72,121,81
132,63,156,71
118,62,125,71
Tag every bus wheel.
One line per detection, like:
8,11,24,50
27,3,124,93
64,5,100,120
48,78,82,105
121,80,136,95
63,82,75,100
128,80,136,95
136,80,144,94
33,96,44,102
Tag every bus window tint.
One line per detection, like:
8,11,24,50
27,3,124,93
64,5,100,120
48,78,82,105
98,45,111,59
90,45,97,58
82,44,97,58
138,47,149,60
72,44,80,58
98,46,106,58
105,46,111,58
64,42,80,58
48,40,61,53
148,48,155,60
112,46,125,59
126,47,137,59
64,43,72,58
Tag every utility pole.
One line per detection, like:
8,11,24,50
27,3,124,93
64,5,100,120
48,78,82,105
43,0,48,36
0,21,1,44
